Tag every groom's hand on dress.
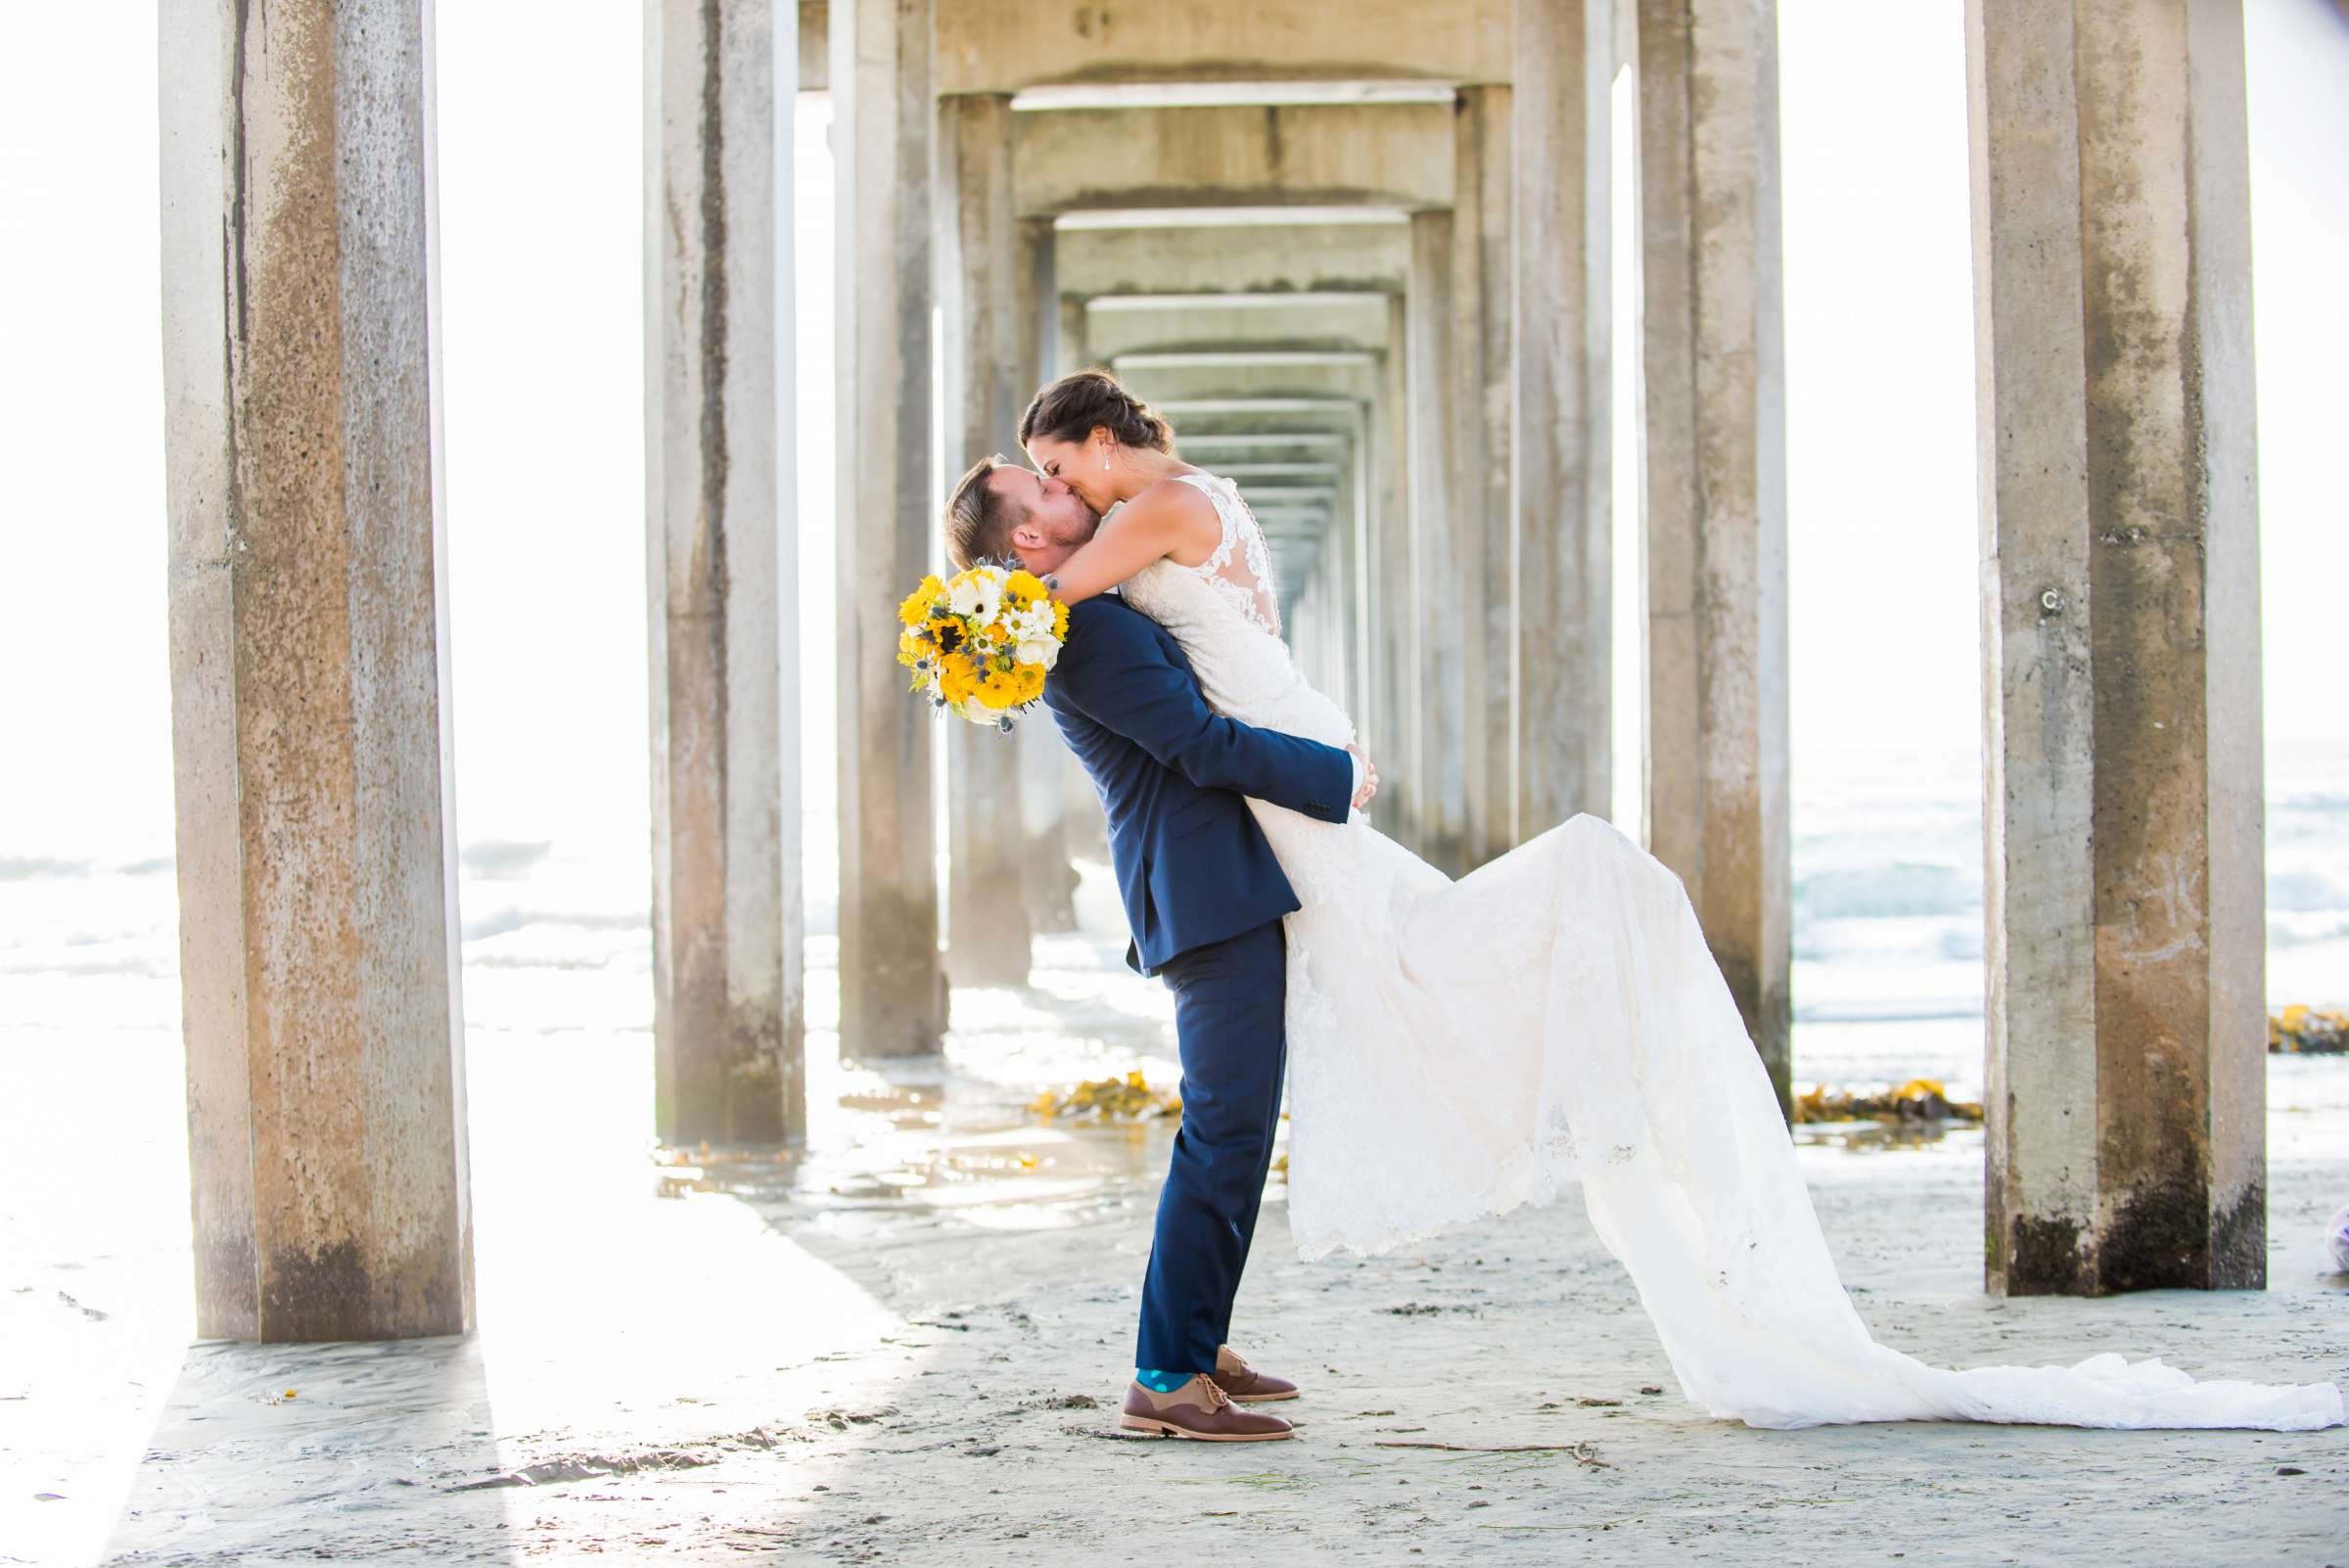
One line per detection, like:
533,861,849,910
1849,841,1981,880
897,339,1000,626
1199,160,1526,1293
1346,745,1379,810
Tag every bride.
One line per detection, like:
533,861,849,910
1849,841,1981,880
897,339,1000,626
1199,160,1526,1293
980,368,2341,1433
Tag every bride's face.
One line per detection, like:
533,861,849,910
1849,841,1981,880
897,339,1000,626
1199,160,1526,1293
1025,431,1116,517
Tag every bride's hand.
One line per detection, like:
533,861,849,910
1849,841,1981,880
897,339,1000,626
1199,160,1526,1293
1347,745,1379,809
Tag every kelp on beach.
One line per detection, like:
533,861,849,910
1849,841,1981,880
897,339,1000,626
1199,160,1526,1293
2271,1005,2349,1054
1792,1079,1982,1126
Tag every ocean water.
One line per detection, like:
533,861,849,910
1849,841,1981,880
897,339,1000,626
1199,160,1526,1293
4,736,2345,1112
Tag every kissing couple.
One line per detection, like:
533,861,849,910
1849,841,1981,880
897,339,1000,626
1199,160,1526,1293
938,369,2342,1441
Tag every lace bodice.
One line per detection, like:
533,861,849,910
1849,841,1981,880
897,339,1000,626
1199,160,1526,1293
1116,473,1354,753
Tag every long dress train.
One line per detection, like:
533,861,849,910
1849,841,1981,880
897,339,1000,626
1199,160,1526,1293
1112,470,2342,1431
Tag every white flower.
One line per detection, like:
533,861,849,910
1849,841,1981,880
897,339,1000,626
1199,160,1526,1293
946,576,984,618
1018,637,1059,671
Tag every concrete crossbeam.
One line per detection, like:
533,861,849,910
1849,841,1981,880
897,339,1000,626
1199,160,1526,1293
1012,102,1454,216
1054,222,1410,300
1116,360,1380,404
937,0,1511,95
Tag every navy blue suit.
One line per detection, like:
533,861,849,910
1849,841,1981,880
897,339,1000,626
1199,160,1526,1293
1043,596,1353,1372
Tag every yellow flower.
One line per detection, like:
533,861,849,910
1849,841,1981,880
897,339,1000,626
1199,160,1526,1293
1006,569,1047,604
897,628,926,668
976,668,1022,710
924,615,966,656
1051,601,1070,640
898,576,944,627
1011,664,1046,704
938,656,981,705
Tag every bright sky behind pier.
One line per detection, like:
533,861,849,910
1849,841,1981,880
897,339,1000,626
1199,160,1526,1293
0,1,2343,867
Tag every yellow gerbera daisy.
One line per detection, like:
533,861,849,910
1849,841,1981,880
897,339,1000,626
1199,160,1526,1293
976,669,1022,710
1006,569,1047,604
898,576,944,627
938,657,981,705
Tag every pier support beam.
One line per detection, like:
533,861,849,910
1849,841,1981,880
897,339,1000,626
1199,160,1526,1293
1408,210,1469,876
1372,314,1419,851
645,0,803,1143
1636,0,1792,1117
1018,217,1081,934
1968,0,2265,1294
941,91,1034,986
834,0,947,1054
159,0,473,1340
1515,0,1613,832
1452,85,1515,864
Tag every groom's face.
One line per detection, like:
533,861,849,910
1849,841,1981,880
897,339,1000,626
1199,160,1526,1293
993,466,1099,575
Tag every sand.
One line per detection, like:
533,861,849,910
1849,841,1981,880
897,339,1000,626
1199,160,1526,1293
6,951,2347,1567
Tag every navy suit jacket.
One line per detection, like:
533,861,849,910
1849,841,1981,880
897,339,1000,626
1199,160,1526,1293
1042,596,1354,976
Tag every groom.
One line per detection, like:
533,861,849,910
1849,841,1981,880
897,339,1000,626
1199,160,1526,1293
944,456,1373,1442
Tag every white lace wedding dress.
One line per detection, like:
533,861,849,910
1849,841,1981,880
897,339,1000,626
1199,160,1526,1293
1116,469,2344,1432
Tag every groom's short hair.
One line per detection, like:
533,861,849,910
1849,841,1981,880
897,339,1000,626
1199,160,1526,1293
944,454,1025,570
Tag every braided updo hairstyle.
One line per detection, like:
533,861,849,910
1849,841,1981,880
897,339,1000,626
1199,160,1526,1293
1017,369,1175,456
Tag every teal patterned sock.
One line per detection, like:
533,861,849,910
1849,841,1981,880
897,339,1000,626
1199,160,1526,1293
1134,1368,1194,1393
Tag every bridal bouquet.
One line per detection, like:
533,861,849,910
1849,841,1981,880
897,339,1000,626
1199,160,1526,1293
897,563,1068,730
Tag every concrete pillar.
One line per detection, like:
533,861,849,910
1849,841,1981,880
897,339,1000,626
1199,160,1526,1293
1051,289,1111,870
1408,211,1469,876
645,0,802,1144
1058,292,1091,375
1018,218,1080,934
1347,434,1373,746
834,0,947,1055
1967,0,2264,1295
1452,85,1515,862
1372,315,1420,851
1636,0,1791,1117
1515,0,1613,832
940,91,1033,986
158,0,472,1341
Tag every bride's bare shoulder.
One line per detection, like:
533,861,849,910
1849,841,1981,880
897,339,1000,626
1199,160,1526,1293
1124,472,1222,568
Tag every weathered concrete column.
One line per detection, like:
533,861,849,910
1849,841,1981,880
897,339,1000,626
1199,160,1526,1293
939,91,1033,986
645,0,803,1143
1967,0,2264,1294
1637,0,1791,1117
159,0,472,1341
1408,210,1470,876
1515,0,1613,831
1371,316,1420,851
1452,85,1515,863
1051,289,1111,870
1346,437,1372,742
834,0,947,1054
1018,218,1080,934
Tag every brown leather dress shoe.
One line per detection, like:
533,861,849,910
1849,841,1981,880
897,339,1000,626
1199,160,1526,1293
1120,1375,1296,1441
1209,1344,1300,1404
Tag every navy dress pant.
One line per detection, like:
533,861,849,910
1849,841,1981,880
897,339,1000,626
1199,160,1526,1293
1133,917,1289,1374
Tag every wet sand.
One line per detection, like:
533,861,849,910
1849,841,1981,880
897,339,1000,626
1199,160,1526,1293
5,932,2347,1566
